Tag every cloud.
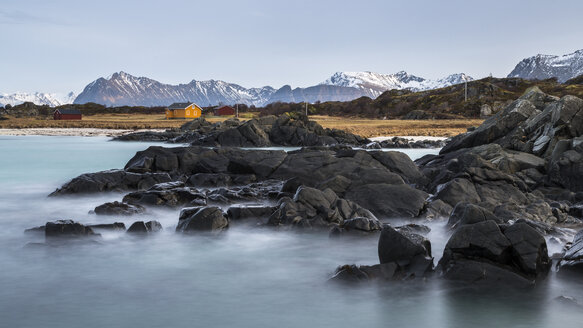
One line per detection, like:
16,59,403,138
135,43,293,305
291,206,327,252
0,10,66,26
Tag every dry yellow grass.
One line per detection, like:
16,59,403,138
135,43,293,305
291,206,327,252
310,115,483,137
0,113,483,137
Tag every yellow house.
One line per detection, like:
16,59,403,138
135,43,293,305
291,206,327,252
165,102,202,119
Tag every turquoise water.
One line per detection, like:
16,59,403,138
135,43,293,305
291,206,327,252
0,136,581,328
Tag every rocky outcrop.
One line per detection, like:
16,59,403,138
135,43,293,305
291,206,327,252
330,225,433,283
50,170,172,195
127,220,163,234
94,201,146,216
176,207,229,233
558,230,583,273
117,115,370,147
268,186,379,229
45,220,97,238
438,221,551,285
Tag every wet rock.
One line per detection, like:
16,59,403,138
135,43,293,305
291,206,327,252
369,151,426,184
434,178,480,208
345,184,428,218
558,230,583,273
88,222,126,231
418,199,453,220
187,173,256,187
377,226,433,278
24,225,45,234
94,201,146,216
268,186,377,229
447,203,502,228
330,263,401,283
438,220,551,284
50,170,172,195
45,220,97,238
127,220,162,234
227,205,277,221
176,206,229,233
394,223,431,236
123,187,206,207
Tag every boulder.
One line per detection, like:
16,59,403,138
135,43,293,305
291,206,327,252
123,187,206,207
438,220,551,284
377,226,433,278
94,201,146,216
434,178,480,207
127,220,162,234
50,170,172,195
558,230,583,273
447,203,502,228
88,222,126,231
45,220,97,238
345,184,428,218
227,205,277,221
268,186,377,229
176,206,229,233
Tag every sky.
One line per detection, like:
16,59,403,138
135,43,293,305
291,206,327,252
1,0,582,95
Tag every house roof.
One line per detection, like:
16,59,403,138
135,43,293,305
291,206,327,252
55,109,81,115
168,102,197,109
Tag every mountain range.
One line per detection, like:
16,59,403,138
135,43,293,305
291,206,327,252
71,71,473,107
507,49,583,82
3,48,583,107
0,92,76,108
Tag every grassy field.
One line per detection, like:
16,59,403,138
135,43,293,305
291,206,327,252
0,113,482,137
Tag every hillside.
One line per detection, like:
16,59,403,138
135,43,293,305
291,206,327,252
261,76,583,119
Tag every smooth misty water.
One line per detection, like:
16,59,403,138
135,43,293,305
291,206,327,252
0,136,582,328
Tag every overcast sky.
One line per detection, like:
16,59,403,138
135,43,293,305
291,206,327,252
1,0,582,94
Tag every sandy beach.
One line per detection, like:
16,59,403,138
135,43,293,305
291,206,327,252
0,128,166,137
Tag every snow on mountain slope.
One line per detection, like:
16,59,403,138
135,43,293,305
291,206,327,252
74,71,276,107
0,91,76,107
508,49,583,82
321,71,473,97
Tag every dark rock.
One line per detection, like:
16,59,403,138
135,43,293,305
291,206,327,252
377,226,433,278
187,173,256,187
94,201,146,216
434,178,480,208
24,225,45,234
330,263,401,283
559,229,583,273
268,186,377,229
345,184,428,218
127,220,162,234
378,225,432,264
88,222,126,231
341,217,383,232
439,220,551,284
45,220,97,238
227,205,277,221
176,206,229,233
418,199,453,220
50,170,172,195
394,223,431,236
369,151,426,184
123,187,206,207
447,203,502,228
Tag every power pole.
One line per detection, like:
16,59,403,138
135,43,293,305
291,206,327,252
305,102,308,116
464,77,468,102
236,104,239,118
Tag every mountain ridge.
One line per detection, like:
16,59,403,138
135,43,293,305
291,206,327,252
73,70,474,107
508,49,583,82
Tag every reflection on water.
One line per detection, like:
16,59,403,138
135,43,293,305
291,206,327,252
0,136,582,327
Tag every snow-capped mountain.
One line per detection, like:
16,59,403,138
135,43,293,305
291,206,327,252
73,71,475,107
321,71,473,97
0,91,76,107
74,71,276,107
508,49,583,82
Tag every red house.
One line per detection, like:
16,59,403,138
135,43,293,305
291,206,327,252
215,105,235,116
53,109,82,120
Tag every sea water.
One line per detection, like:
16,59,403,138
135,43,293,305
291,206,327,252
0,135,581,328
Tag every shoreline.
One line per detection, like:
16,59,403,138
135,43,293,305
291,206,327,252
0,127,449,140
0,128,167,137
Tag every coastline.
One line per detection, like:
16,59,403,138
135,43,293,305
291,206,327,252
0,127,448,140
0,128,166,137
